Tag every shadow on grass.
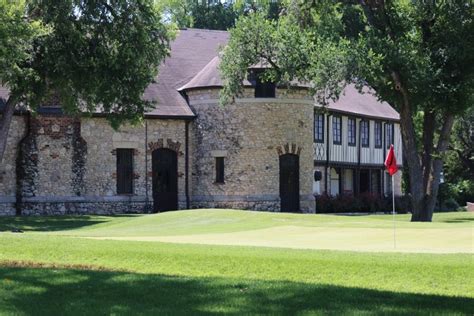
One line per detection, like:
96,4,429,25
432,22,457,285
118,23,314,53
0,215,135,232
441,217,474,223
0,267,472,315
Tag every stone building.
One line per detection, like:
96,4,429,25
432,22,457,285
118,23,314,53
0,29,403,216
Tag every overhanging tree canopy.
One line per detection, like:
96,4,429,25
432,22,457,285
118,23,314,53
220,0,474,221
0,0,172,161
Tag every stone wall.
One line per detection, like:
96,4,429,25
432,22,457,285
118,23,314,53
0,114,189,215
81,117,188,211
1,88,401,216
188,87,316,212
0,116,25,215
13,115,89,214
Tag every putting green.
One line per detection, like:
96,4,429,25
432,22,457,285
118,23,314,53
86,222,473,253
6,209,469,254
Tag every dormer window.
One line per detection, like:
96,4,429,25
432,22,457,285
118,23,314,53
255,79,276,98
249,69,276,98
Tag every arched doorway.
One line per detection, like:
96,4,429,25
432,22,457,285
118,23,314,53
152,148,178,212
279,153,300,212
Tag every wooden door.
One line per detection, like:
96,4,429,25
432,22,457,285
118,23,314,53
152,149,178,212
279,154,300,212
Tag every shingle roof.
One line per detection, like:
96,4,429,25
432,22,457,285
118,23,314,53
322,85,400,121
0,29,229,118
1,28,399,121
179,52,399,121
178,56,307,91
144,29,229,118
178,56,225,91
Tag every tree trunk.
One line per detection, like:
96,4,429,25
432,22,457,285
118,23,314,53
390,71,425,221
424,114,455,220
0,95,19,163
422,110,435,191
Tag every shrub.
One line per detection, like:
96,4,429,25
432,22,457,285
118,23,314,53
440,198,460,212
315,193,409,214
438,180,474,208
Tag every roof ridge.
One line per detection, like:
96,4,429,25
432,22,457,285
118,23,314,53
180,28,229,34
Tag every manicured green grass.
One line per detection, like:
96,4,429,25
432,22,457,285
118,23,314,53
0,210,472,314
2,267,472,315
1,209,472,253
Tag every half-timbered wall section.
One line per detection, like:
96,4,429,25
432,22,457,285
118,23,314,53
313,109,403,198
314,112,402,166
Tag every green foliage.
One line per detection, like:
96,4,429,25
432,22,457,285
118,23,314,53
438,180,474,208
0,0,50,93
220,0,474,118
192,3,236,30
441,106,474,206
316,193,411,214
219,11,349,105
220,1,474,220
158,0,195,28
1,0,173,128
445,107,474,180
159,0,283,30
440,197,460,212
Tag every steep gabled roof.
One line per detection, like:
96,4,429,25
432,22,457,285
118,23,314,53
144,29,229,118
178,56,224,91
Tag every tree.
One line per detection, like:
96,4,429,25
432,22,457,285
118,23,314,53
441,106,474,206
446,106,474,179
220,1,474,221
159,0,282,30
0,0,172,162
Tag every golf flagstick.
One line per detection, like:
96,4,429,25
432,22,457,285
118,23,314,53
392,174,396,249
384,144,398,250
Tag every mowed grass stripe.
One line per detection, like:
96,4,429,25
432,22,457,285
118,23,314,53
2,210,469,254
1,210,473,237
0,233,472,298
85,225,472,253
1,266,473,315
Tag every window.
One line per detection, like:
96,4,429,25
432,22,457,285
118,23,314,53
254,71,276,98
314,113,324,143
375,121,382,148
215,157,225,183
385,123,394,148
116,149,133,194
348,118,356,146
361,120,370,147
332,116,342,145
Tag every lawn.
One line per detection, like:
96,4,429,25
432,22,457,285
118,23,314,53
0,210,473,315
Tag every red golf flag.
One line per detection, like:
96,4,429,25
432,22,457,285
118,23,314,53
384,144,398,176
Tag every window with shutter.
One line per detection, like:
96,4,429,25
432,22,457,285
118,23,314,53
215,157,225,184
116,149,133,194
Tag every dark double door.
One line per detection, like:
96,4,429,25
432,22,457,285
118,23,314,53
279,154,300,212
152,149,178,212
